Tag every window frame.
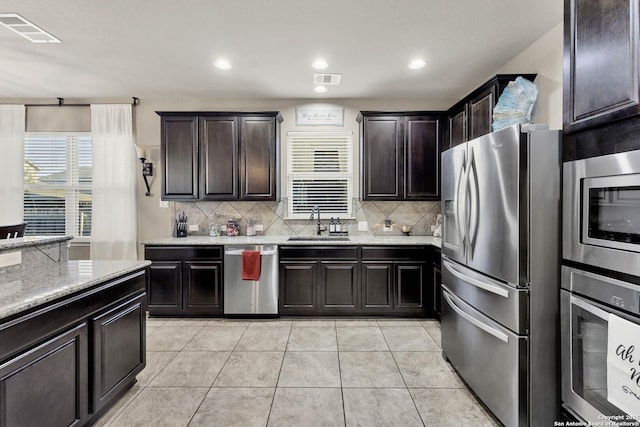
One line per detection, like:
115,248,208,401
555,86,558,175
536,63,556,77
286,131,354,220
23,131,92,241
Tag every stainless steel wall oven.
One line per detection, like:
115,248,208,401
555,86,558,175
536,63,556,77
562,149,640,424
561,267,640,425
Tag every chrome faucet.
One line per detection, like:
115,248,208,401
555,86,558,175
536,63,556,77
310,206,327,236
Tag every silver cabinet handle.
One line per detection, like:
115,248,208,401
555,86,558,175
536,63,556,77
224,250,278,256
443,289,509,344
443,259,509,298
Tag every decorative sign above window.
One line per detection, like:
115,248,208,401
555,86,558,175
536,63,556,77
295,107,344,127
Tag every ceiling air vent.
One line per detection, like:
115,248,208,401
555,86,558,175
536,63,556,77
0,13,61,43
314,73,342,85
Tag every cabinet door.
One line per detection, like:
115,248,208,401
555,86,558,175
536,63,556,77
565,0,639,132
433,261,442,319
362,116,403,200
92,295,145,414
395,262,426,310
200,117,238,199
240,116,276,200
361,262,393,311
161,115,198,199
0,323,88,427
147,261,182,313
319,261,359,311
405,116,440,200
184,261,223,315
448,105,467,148
279,261,317,314
469,85,496,140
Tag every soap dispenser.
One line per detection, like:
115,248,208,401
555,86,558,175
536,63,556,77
329,217,336,233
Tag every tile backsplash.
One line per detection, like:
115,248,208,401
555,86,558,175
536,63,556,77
172,199,441,237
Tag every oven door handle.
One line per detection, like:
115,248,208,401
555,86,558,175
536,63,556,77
570,293,610,321
443,259,509,298
443,289,510,344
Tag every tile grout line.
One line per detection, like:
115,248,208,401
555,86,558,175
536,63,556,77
185,322,248,426
381,325,428,427
265,321,293,426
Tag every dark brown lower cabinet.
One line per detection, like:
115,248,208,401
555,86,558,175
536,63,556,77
279,261,318,313
0,269,147,427
361,262,394,311
319,261,359,312
145,246,224,316
396,262,427,310
92,294,146,414
0,323,89,427
184,261,223,314
279,245,433,316
432,249,442,319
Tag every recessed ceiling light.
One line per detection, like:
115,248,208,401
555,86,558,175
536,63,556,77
312,59,328,70
214,59,232,70
0,13,61,43
313,85,328,94
408,59,426,70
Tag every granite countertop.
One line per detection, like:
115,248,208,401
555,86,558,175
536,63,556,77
143,235,441,248
0,260,150,321
0,236,73,251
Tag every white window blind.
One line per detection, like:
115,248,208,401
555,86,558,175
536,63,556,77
23,133,92,237
287,131,353,219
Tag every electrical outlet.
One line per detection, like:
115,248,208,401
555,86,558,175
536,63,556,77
159,200,169,208
255,224,264,232
188,224,198,232
358,221,368,232
383,225,393,232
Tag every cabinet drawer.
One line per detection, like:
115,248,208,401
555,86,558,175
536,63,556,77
145,246,223,261
279,246,358,260
361,246,427,260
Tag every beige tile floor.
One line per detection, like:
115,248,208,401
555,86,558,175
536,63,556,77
95,317,499,427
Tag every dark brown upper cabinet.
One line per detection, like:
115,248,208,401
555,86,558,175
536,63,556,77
358,112,442,201
158,111,281,201
160,115,199,199
564,0,639,133
445,74,537,149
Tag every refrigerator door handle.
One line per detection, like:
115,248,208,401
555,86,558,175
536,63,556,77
442,259,510,298
467,148,480,257
442,288,510,343
455,152,468,252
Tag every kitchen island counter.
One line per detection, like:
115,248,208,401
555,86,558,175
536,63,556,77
0,259,150,321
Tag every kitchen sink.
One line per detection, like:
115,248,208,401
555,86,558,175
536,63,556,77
287,236,350,241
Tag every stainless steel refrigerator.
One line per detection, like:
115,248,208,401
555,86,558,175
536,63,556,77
440,124,561,427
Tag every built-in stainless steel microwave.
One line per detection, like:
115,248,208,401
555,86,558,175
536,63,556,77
563,149,640,276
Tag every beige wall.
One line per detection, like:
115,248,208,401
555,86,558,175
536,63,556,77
496,22,563,130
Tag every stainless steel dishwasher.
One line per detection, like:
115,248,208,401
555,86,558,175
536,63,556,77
224,245,279,315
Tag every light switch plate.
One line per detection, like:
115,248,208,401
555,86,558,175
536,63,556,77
358,221,368,231
188,224,198,232
159,200,169,208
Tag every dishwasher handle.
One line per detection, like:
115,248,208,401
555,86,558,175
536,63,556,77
224,249,278,256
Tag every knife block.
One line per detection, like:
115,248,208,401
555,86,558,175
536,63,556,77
176,221,187,238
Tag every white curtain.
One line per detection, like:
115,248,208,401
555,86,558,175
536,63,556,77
90,104,137,260
0,105,25,226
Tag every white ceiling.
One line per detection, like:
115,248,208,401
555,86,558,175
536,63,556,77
0,0,562,102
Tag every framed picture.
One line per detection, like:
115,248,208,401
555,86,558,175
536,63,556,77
295,107,344,127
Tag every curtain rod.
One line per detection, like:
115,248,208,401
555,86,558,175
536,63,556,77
25,97,140,107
